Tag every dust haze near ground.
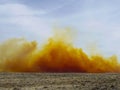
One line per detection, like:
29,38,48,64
0,29,120,72
0,73,119,90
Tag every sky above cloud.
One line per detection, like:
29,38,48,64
0,0,120,59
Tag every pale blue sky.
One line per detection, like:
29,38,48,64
0,0,120,59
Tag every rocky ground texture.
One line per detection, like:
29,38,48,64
0,73,119,90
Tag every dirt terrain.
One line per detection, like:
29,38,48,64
0,73,119,90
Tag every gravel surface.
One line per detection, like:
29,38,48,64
0,73,119,90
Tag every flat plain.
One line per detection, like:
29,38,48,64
0,73,119,90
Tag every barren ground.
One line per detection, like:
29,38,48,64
0,73,119,90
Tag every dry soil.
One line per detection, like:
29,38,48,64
0,73,119,90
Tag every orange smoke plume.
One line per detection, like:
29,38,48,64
0,29,120,72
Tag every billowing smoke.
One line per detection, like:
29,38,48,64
0,29,120,72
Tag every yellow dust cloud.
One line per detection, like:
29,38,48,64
0,28,120,72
